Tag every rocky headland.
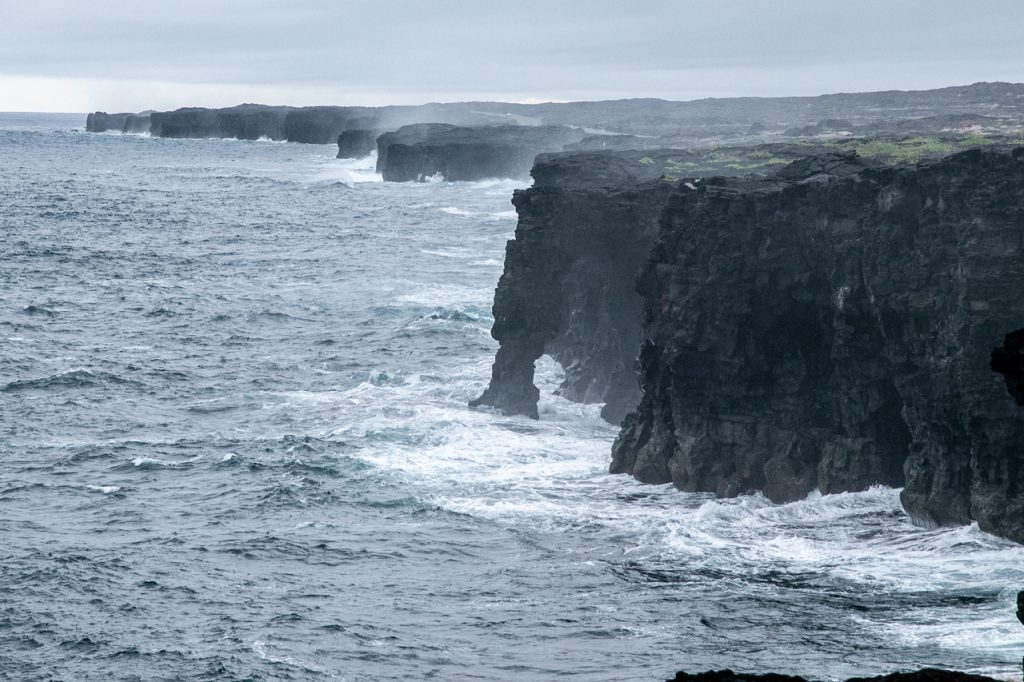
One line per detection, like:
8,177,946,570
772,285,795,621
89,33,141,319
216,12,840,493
469,144,841,421
610,147,1024,541
374,123,587,182
475,144,1024,543
84,83,1024,543
86,111,149,134
86,81,1024,147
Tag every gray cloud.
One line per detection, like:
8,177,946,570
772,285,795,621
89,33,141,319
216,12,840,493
1,0,1023,110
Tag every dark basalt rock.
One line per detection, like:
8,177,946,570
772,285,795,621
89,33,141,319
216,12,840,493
611,147,1024,542
150,105,290,140
85,112,131,133
121,114,151,134
375,124,587,182
991,329,1024,405
667,669,998,682
472,144,840,424
283,106,361,144
564,134,653,151
337,129,382,159
87,82,1024,150
470,152,677,421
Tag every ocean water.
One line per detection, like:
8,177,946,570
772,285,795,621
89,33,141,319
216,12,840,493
2,113,1023,681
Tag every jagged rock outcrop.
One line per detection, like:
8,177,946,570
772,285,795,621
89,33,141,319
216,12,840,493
610,147,1024,542
337,129,381,159
667,669,998,682
375,124,588,181
472,144,838,423
85,112,131,133
470,152,678,421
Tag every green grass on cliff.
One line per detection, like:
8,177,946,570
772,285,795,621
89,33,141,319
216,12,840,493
826,133,1003,164
650,131,1010,184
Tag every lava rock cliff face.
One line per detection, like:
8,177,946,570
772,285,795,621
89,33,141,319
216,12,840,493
610,148,1024,541
85,112,131,133
473,146,837,423
470,153,677,421
150,105,290,140
283,107,358,144
375,124,587,182
337,129,381,159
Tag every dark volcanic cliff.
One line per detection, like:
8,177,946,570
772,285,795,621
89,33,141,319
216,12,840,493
85,112,131,133
473,145,837,423
337,129,381,158
470,152,676,421
87,82,1024,150
375,124,587,182
610,148,1024,542
150,105,290,140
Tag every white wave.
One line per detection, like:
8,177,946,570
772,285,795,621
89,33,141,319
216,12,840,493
419,247,477,259
330,340,1024,668
459,177,532,193
247,151,382,186
395,284,485,307
488,209,518,219
439,206,477,216
308,163,382,186
130,456,200,468
86,485,122,494
251,640,333,676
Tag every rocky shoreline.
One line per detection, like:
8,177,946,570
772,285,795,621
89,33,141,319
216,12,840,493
85,83,1024,544
476,145,1024,543
86,81,1024,183
667,669,1002,682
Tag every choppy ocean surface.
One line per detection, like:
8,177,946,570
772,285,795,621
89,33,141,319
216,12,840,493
2,112,1023,681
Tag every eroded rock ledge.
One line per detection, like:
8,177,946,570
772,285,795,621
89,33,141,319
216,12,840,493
611,147,1024,541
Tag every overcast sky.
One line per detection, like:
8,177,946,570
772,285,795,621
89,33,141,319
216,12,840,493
1,0,1022,112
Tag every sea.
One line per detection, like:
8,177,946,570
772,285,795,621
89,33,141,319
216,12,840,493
2,112,1023,681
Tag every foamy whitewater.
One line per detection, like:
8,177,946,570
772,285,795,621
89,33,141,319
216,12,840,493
2,113,1022,681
